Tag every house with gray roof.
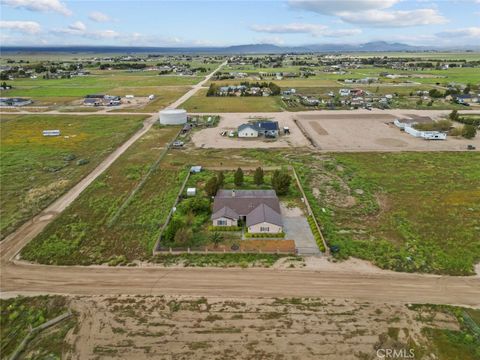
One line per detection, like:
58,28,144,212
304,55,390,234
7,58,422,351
211,189,283,233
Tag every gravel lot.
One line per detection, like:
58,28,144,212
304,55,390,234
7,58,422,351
191,110,480,151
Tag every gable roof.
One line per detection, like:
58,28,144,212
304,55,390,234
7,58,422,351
212,206,239,221
212,190,281,217
256,121,279,131
246,203,283,227
238,123,258,132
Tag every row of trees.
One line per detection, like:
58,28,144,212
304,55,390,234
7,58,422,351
204,167,291,197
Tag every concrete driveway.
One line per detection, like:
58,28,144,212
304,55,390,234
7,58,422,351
281,204,320,255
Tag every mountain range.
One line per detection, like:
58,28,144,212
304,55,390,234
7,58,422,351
1,41,478,54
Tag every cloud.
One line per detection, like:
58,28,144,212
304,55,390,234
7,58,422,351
1,0,72,16
68,21,86,31
0,20,41,34
88,11,111,23
288,0,446,28
289,0,399,15
436,27,480,38
251,23,361,37
339,8,447,27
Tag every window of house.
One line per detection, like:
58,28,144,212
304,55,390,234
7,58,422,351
260,226,270,232
217,219,227,226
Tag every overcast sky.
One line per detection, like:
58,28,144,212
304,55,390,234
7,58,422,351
1,0,479,47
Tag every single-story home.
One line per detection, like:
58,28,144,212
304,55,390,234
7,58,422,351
238,123,259,138
211,189,283,234
256,121,279,138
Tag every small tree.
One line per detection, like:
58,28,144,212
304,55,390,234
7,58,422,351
205,176,218,197
449,110,459,122
462,124,477,139
210,232,224,248
217,171,224,188
271,169,291,196
253,167,264,185
234,167,244,186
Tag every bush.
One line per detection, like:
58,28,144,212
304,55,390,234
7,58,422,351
462,124,477,139
245,232,285,238
76,159,89,166
208,225,241,232
307,215,326,252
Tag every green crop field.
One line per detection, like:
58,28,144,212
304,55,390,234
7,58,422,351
181,89,284,112
0,114,148,239
296,152,480,276
21,125,184,265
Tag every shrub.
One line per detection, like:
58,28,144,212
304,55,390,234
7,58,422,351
271,169,291,195
234,168,244,186
245,232,285,238
208,225,241,232
462,124,477,139
205,176,218,197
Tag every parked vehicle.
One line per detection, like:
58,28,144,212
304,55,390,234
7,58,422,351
172,140,184,148
228,130,235,137
467,144,476,150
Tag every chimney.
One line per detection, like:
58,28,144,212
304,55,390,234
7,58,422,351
232,190,235,197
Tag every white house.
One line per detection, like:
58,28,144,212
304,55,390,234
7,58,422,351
237,123,259,138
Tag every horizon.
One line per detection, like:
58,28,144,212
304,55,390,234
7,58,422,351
1,0,480,48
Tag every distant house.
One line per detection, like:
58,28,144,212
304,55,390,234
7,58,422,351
0,97,32,107
256,121,279,138
83,98,101,106
237,123,259,138
211,190,283,234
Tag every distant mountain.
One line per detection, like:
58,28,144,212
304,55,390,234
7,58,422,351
1,42,478,54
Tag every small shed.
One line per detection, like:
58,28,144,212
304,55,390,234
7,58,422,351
187,188,196,197
190,166,202,173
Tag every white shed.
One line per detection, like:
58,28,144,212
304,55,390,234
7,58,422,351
187,188,196,197
238,124,259,138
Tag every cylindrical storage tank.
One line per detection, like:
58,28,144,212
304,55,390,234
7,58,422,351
159,109,187,125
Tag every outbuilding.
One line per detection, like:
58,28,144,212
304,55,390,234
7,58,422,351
237,123,259,138
159,109,187,125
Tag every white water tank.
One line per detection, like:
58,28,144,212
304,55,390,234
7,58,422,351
159,109,187,125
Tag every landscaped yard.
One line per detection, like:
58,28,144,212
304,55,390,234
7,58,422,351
20,125,183,265
0,114,148,239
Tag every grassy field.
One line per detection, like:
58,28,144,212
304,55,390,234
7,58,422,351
181,89,284,112
0,114,148,239
0,295,74,359
1,73,201,107
296,152,480,275
21,125,184,265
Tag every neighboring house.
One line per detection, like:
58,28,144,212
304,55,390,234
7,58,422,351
256,121,279,138
211,189,283,234
237,123,259,138
0,97,32,107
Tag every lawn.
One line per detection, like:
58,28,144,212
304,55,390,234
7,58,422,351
180,89,284,112
296,152,480,275
0,295,74,359
20,125,184,265
0,114,148,239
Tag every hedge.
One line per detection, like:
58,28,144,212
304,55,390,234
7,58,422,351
208,225,241,232
245,232,285,238
307,215,326,252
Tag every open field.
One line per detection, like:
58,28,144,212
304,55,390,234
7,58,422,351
0,113,148,240
181,89,284,112
2,294,479,360
20,125,183,265
295,151,480,275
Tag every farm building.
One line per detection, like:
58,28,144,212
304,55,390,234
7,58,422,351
159,109,187,125
256,121,280,138
211,190,283,234
238,124,259,138
0,97,32,107
394,118,447,140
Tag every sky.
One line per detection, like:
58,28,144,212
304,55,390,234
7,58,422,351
0,0,479,47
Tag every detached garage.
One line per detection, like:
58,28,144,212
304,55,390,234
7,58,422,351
238,124,258,138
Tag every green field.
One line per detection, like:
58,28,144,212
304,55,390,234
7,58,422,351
181,89,284,112
0,295,74,359
21,125,184,265
297,152,480,275
0,114,147,239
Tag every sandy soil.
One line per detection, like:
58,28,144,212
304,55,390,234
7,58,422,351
63,294,458,360
191,113,310,148
190,110,480,151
